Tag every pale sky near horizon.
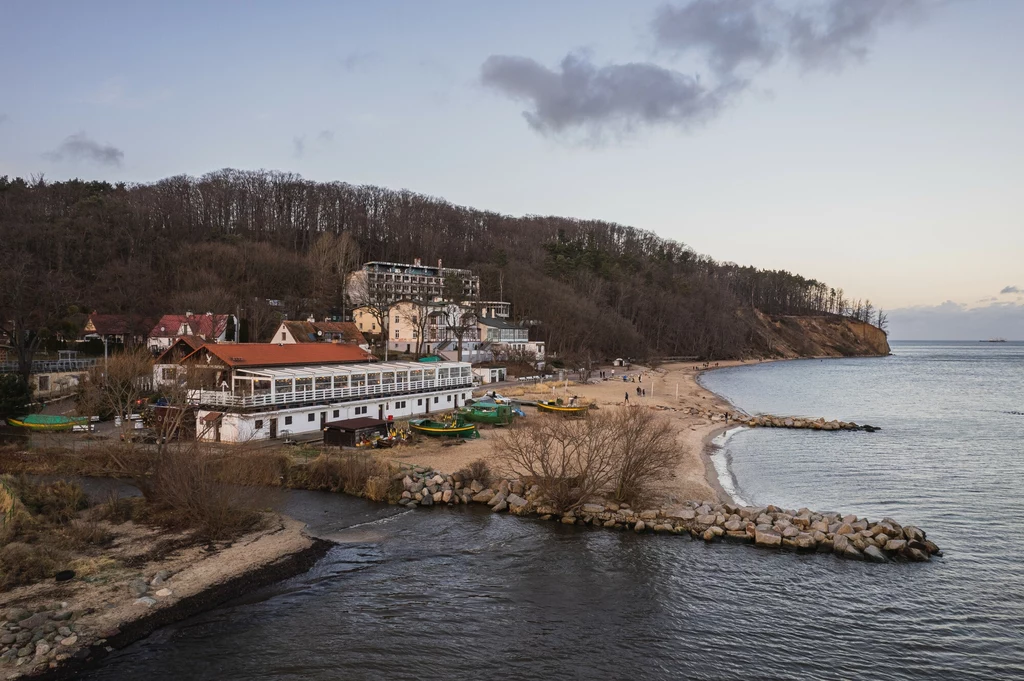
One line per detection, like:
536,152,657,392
1,1,1021,339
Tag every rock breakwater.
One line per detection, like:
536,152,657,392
680,407,878,431
394,466,938,563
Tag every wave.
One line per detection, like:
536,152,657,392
710,427,751,507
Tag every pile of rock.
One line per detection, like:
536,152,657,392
741,415,879,432
393,466,938,563
129,569,175,608
0,605,88,671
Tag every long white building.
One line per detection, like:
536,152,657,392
178,343,474,443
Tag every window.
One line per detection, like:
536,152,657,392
394,316,399,324
281,331,286,341
417,399,423,406
359,323,363,330
354,406,368,415
447,395,452,402
434,397,439,403
275,378,293,394
295,377,313,392
394,329,400,339
285,416,293,425
308,413,315,422
254,420,264,430
161,367,176,380
333,410,340,418
38,376,50,391
315,377,331,391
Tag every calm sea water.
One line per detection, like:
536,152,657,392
84,342,1024,680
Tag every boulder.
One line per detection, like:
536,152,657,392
18,613,49,630
507,493,528,508
903,526,925,542
603,519,617,528
884,539,907,552
441,490,453,503
634,520,646,532
488,492,507,507
725,531,751,542
791,534,816,550
724,519,743,532
581,503,605,515
842,546,864,561
640,510,659,520
432,491,443,503
402,475,414,490
702,528,718,542
491,500,508,513
923,540,942,556
472,490,495,504
841,514,857,525
811,520,830,533
833,534,851,554
863,546,887,563
835,523,854,536
154,588,173,598
469,480,485,493
678,509,697,521
696,514,717,526
560,515,577,525
755,529,782,548
904,547,930,562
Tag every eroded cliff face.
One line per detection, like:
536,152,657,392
741,309,890,359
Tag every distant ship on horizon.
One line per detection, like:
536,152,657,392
981,338,1008,342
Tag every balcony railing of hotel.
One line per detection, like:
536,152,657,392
189,376,474,409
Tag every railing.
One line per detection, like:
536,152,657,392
189,377,475,409
0,359,98,374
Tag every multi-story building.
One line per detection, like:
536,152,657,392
348,258,480,304
178,343,473,443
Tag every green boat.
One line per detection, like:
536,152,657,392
459,399,523,426
7,414,91,431
409,414,480,438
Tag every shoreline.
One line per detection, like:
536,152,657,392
1,516,331,680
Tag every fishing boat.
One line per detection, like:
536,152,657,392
6,414,90,431
458,400,521,426
535,399,589,417
409,414,480,438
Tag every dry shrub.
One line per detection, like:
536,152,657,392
0,542,63,589
95,490,141,524
457,459,492,487
608,406,680,507
296,453,395,499
364,475,391,502
12,477,88,525
208,449,290,487
144,448,270,540
495,416,619,513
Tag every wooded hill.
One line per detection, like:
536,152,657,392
0,169,886,362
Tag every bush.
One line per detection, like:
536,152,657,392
456,458,492,487
607,407,680,507
12,477,88,525
364,475,391,502
0,542,62,589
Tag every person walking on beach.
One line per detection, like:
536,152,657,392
642,388,646,398
624,392,629,404
636,386,641,397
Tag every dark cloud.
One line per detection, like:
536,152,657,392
484,1,933,138
1001,285,1021,295
652,0,781,77
787,0,927,71
45,132,123,166
480,53,736,136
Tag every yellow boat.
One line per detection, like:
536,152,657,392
7,415,90,431
409,415,480,438
535,400,589,417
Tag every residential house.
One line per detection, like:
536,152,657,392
148,312,237,352
477,313,545,364
152,336,206,387
177,343,473,443
271,320,368,351
81,312,153,347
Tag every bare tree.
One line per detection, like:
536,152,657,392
308,231,360,317
397,299,432,356
349,276,400,360
608,406,679,506
494,415,619,513
77,348,154,440
439,303,478,362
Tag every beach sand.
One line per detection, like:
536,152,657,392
386,361,765,506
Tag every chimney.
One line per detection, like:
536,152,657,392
437,258,442,271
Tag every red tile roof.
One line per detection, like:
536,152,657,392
180,343,375,368
150,313,232,340
154,336,206,364
84,314,154,338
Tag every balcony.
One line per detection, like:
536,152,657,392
189,376,473,410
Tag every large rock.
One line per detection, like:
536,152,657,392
903,526,925,542
581,503,605,515
884,539,907,552
724,519,743,532
507,493,528,508
488,492,507,507
835,523,854,536
863,546,887,563
491,500,508,513
469,480,484,493
904,547,931,562
696,514,717,526
640,510,659,520
472,490,495,504
782,526,800,538
634,520,646,532
560,515,577,525
441,490,453,503
755,529,782,548
18,613,49,630
833,534,851,554
842,545,864,561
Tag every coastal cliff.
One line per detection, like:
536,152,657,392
741,309,890,358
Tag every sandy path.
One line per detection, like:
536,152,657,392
384,361,766,505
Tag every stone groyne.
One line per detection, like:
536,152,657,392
680,406,880,432
396,466,940,563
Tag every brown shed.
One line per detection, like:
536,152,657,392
323,417,390,447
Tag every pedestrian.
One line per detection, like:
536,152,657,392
624,392,629,403
642,388,646,397
636,386,641,397
639,374,642,383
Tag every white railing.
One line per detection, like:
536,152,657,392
189,377,474,408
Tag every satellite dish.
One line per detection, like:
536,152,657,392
317,330,324,336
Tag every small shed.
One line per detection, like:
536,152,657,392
323,417,390,447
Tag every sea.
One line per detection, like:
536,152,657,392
83,341,1024,680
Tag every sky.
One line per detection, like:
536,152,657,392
1,0,1021,340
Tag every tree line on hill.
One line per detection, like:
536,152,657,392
0,169,885,378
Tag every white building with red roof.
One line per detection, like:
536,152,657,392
148,312,238,352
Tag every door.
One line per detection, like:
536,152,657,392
213,419,221,443
269,418,278,439
378,404,385,420
320,412,326,428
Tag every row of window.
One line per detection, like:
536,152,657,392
249,393,469,429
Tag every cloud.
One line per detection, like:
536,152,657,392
340,51,376,71
45,132,124,166
293,130,335,158
1000,285,1021,295
888,299,1024,340
486,0,933,137
652,0,781,77
480,53,737,136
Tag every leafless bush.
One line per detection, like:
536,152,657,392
608,407,680,507
494,416,619,513
12,476,88,525
295,452,396,500
0,541,63,589
456,458,492,487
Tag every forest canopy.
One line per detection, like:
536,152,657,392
0,170,881,362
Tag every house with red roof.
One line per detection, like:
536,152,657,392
148,312,238,352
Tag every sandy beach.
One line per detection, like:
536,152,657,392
387,360,766,506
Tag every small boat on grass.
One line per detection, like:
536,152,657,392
409,414,480,438
536,399,589,417
6,414,90,431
